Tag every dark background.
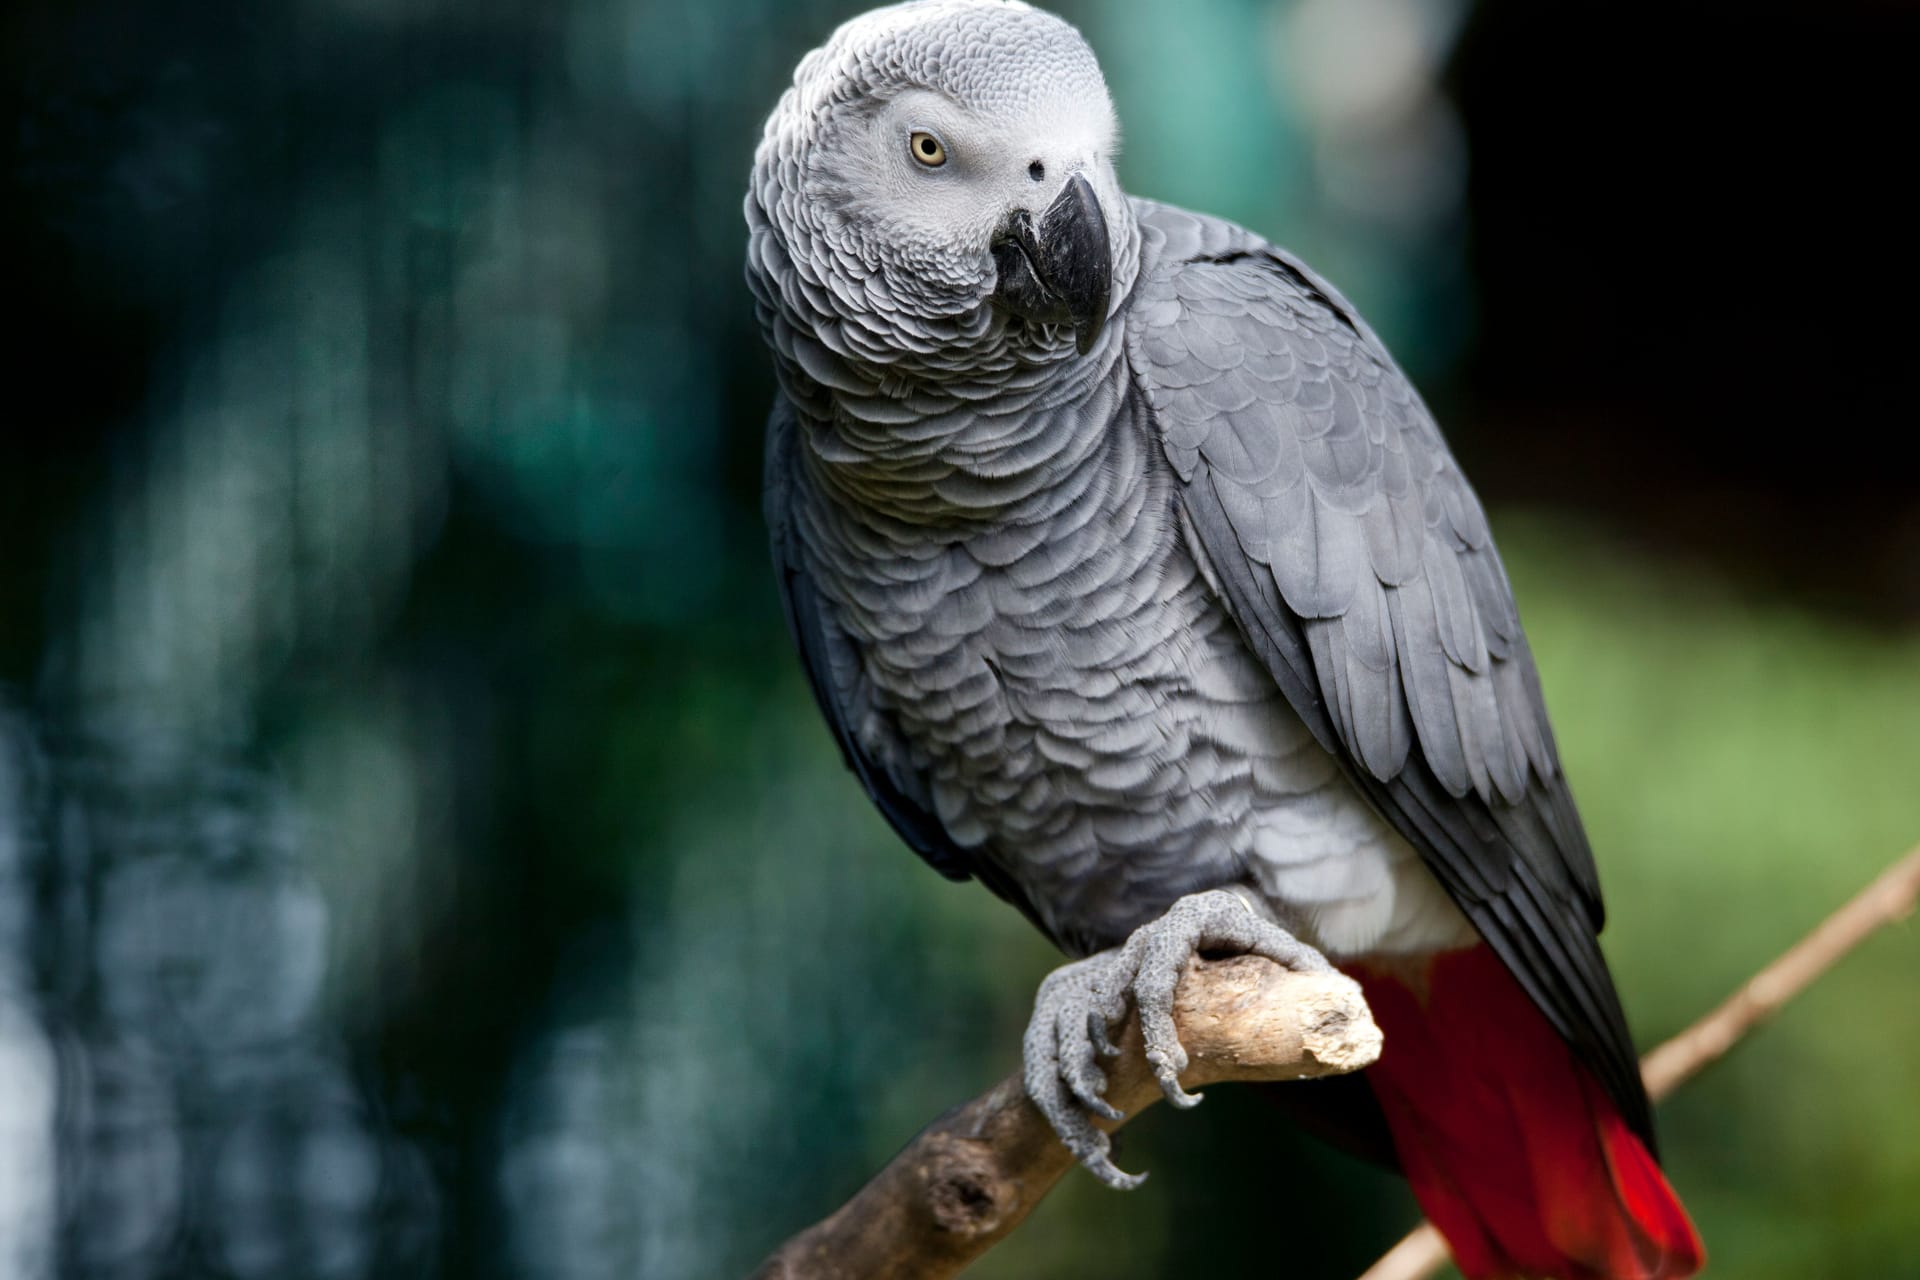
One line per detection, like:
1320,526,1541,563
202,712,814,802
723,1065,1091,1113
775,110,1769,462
2,1,1915,1277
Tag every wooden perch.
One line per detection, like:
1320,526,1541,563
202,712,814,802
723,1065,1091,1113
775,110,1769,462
752,954,1382,1280
753,840,1920,1280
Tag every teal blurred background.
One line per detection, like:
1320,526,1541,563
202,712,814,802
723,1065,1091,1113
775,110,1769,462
3,1,1916,1277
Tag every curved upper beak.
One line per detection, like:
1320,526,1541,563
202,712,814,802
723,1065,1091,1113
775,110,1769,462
990,172,1112,356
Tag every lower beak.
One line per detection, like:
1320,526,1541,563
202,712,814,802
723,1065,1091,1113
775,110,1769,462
990,173,1112,356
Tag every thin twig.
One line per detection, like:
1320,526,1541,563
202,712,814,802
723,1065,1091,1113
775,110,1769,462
1356,841,1920,1280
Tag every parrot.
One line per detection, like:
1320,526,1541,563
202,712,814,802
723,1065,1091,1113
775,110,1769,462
745,3,1704,1276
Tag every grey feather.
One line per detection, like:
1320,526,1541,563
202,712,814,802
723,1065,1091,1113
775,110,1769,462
1124,200,1645,1140
747,0,1651,1147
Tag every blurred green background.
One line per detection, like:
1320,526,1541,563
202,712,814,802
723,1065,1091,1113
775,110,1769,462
2,0,1915,1277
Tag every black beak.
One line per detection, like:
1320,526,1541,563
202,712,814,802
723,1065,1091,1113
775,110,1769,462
990,172,1112,356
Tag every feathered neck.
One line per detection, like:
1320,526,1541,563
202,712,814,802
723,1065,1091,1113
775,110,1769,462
745,189,1141,527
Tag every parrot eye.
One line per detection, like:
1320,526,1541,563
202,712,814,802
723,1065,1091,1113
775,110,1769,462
908,130,947,167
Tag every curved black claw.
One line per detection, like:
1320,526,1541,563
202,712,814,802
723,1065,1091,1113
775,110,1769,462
1020,888,1329,1188
1023,956,1137,1187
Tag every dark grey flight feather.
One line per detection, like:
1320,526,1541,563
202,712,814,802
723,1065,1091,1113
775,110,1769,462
1124,201,1651,1145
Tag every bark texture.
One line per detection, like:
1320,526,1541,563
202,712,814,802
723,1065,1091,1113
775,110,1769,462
753,955,1381,1280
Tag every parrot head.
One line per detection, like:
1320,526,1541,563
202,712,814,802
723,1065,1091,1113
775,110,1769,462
747,0,1136,380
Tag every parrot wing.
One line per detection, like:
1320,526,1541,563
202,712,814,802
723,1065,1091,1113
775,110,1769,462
1124,199,1652,1144
763,397,1056,940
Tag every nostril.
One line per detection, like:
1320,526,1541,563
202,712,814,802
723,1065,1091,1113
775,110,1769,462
1028,160,1045,182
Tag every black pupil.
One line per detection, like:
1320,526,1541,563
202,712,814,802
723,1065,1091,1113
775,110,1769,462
919,138,936,155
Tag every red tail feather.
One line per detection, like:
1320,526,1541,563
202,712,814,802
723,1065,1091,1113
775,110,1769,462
1354,947,1704,1280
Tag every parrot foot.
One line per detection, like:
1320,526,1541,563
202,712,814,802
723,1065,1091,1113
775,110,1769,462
1021,887,1329,1189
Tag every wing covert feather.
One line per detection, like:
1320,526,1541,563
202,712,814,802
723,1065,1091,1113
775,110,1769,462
1125,201,1649,1143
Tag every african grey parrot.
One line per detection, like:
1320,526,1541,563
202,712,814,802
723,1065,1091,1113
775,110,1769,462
745,4,1702,1276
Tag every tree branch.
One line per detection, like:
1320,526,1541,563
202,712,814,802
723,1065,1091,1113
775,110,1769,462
751,955,1382,1280
750,840,1920,1280
1356,841,1920,1280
